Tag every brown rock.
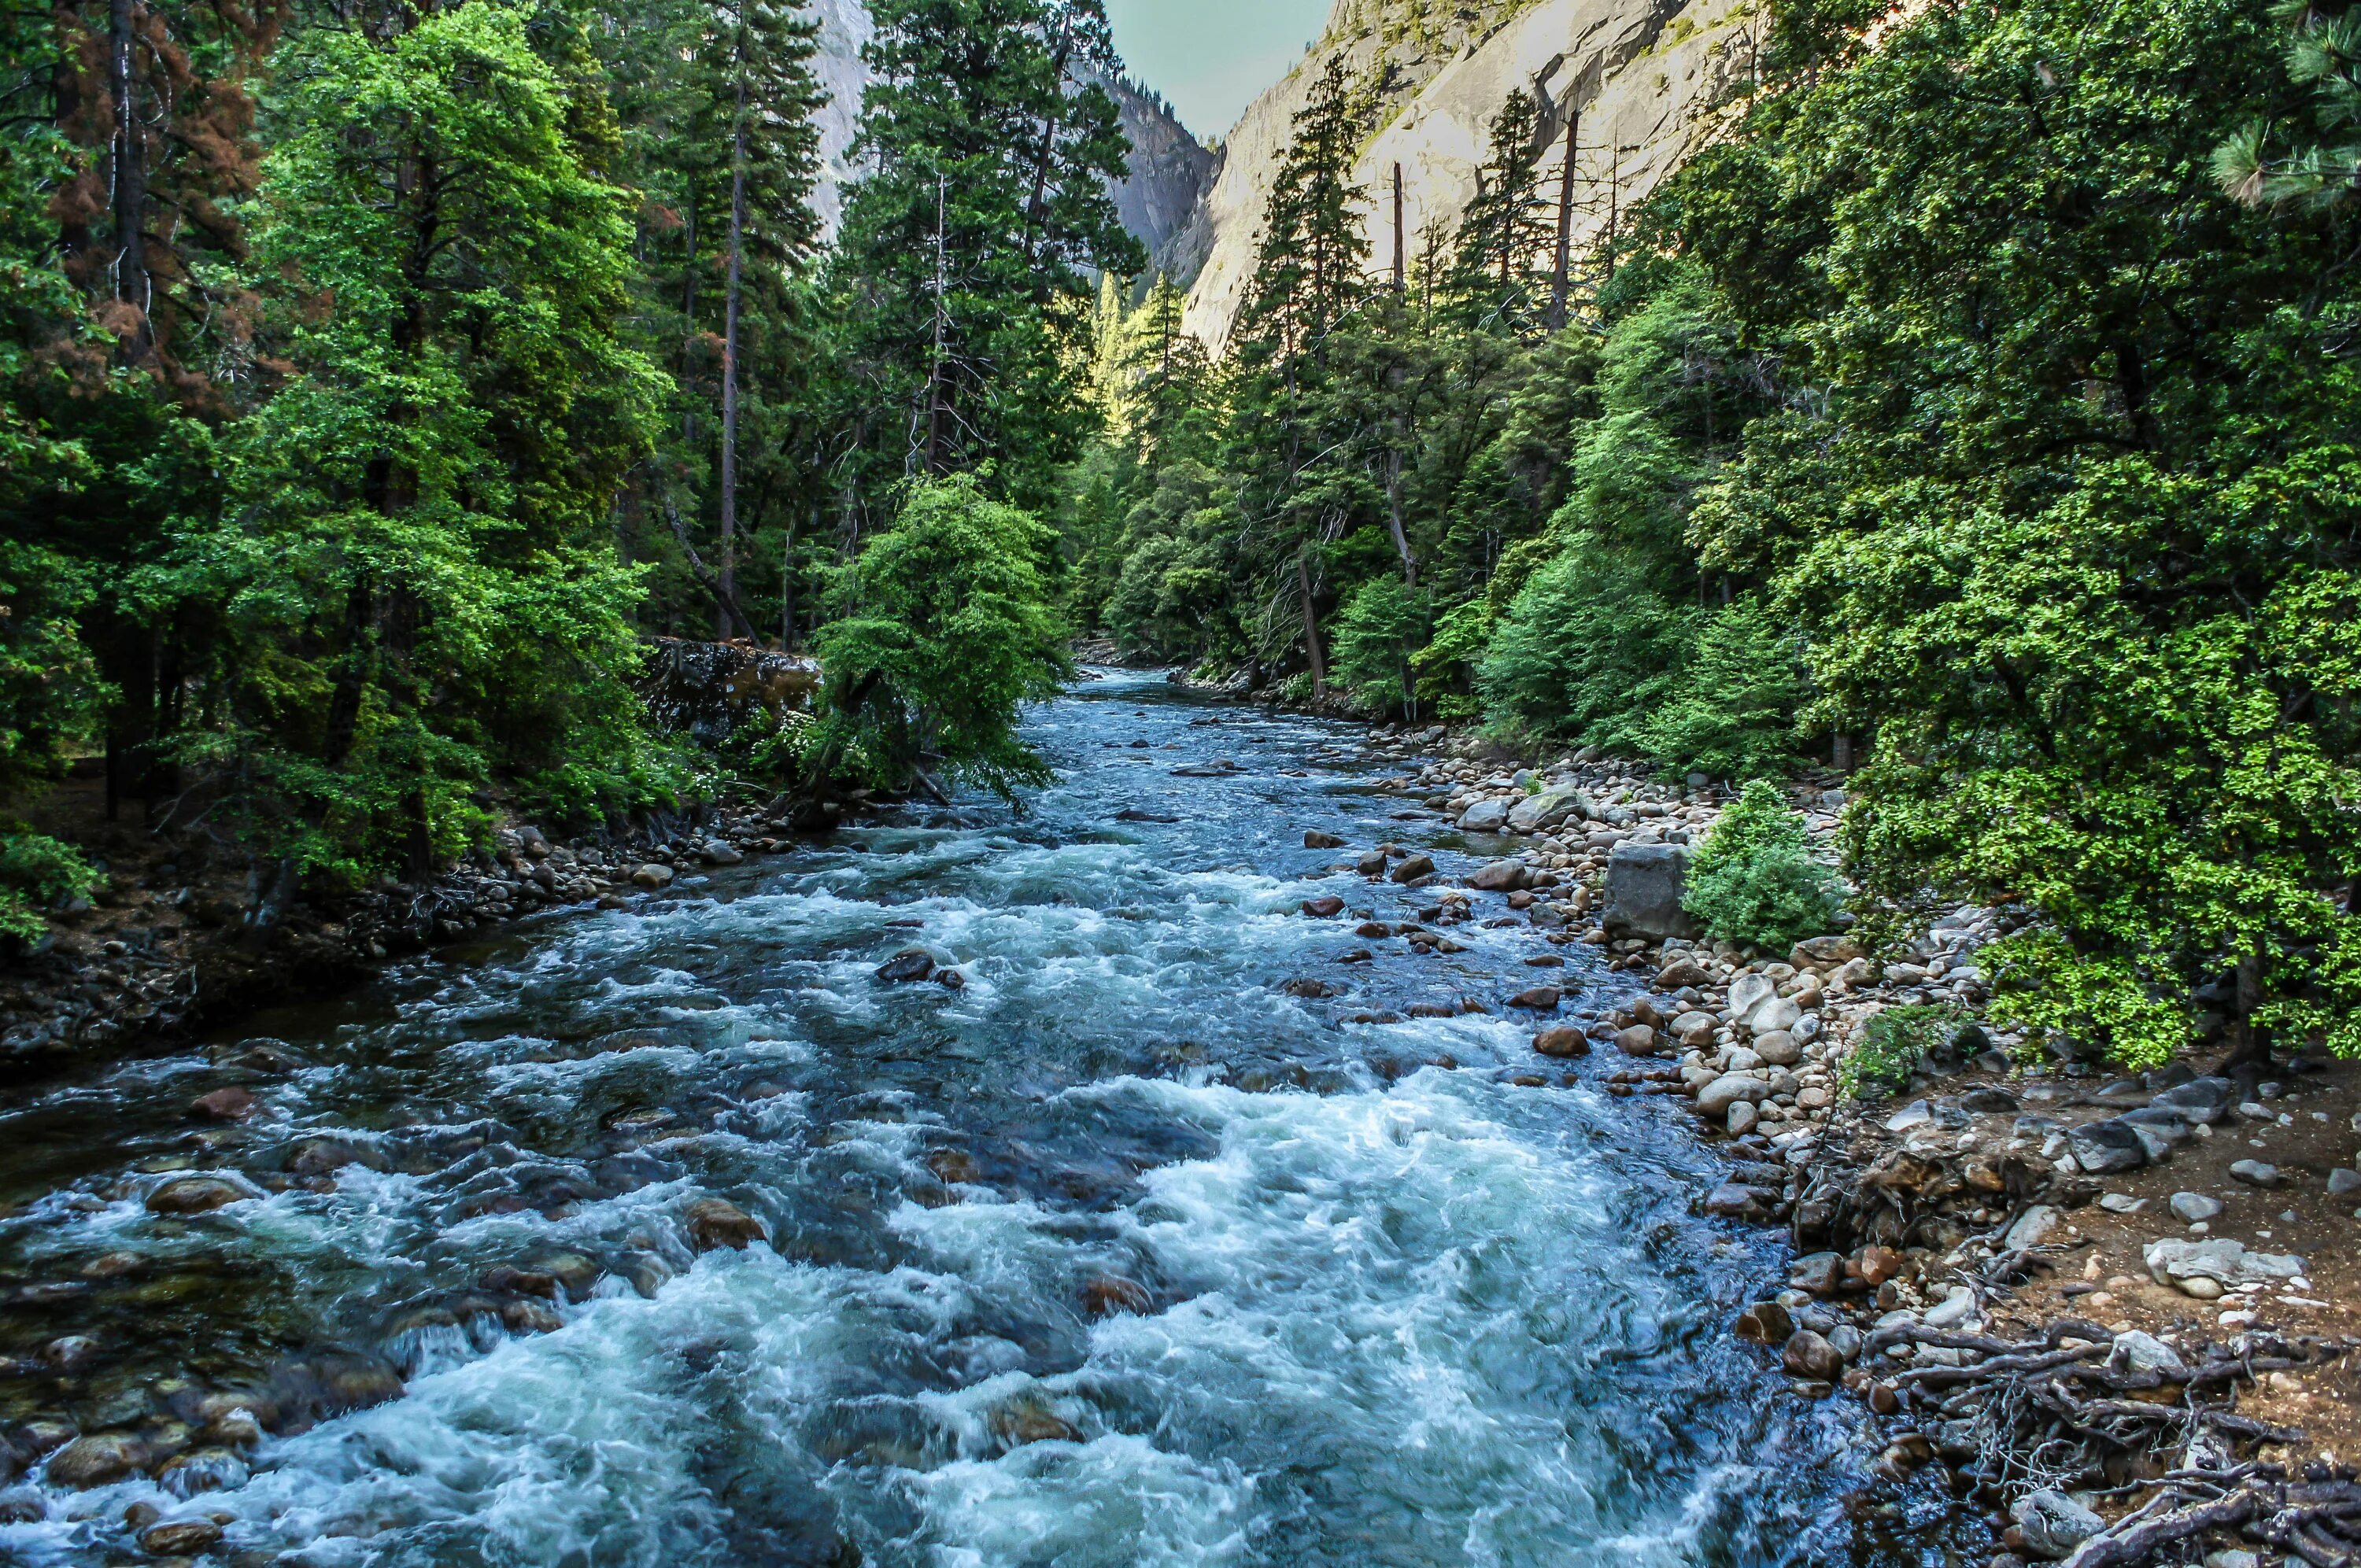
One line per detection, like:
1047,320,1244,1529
1734,1301,1794,1343
1783,1330,1844,1382
45,1433,145,1488
1304,830,1347,849
1850,1246,1905,1288
146,1177,250,1216
685,1197,767,1252
190,1087,256,1122
1081,1275,1152,1316
1654,957,1714,991
1532,1027,1591,1058
141,1520,225,1555
1300,896,1346,918
1390,854,1436,885
1506,987,1561,1012
1613,1024,1660,1057
1466,860,1525,891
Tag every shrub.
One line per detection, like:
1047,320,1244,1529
1684,779,1843,948
1637,596,1803,782
1840,1003,1965,1098
812,474,1071,801
1476,538,1694,751
1329,576,1428,716
0,829,98,943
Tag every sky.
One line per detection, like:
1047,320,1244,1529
1105,0,1335,140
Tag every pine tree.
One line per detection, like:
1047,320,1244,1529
826,0,1142,515
1448,91,1554,330
1235,55,1371,371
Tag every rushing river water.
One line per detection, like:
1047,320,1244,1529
0,671,1898,1566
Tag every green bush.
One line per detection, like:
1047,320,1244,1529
1684,779,1843,948
1329,576,1428,716
1840,1003,1968,1098
0,828,98,943
1637,597,1803,782
1476,538,1694,751
812,474,1071,801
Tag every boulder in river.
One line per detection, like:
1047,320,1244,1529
1614,1025,1660,1057
1532,1027,1590,1058
1304,830,1346,849
1506,987,1560,1012
190,1087,257,1122
875,950,936,983
1300,896,1346,918
1457,799,1511,832
631,863,675,889
1465,861,1525,892
1782,1330,1843,1382
685,1197,767,1252
146,1176,254,1216
1601,845,1698,942
46,1433,145,1488
1390,854,1435,885
141,1520,224,1555
1507,785,1586,833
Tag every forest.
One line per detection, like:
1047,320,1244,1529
5,0,2361,1068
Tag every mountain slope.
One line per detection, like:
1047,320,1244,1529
1178,0,1761,350
802,2,1214,265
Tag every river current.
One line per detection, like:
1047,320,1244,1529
0,671,1888,1566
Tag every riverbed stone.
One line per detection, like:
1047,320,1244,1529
1613,1024,1659,1057
2150,1075,2234,1124
146,1176,252,1216
1466,860,1524,891
1458,799,1511,832
1696,1075,1768,1120
1655,957,1713,991
2001,1205,2062,1251
1508,784,1587,832
2330,1167,2361,1197
1304,830,1346,849
190,1087,256,1121
2012,1489,2103,1560
2112,1330,2189,1382
685,1197,767,1252
1300,896,1346,918
699,839,744,866
1533,1027,1591,1058
1735,1301,1794,1342
1728,973,1775,1020
1783,1330,1843,1382
630,863,674,888
1726,1101,1759,1136
2067,1120,2148,1174
1506,987,1561,1012
1601,844,1698,941
2170,1191,2223,1223
1391,854,1435,884
141,1519,224,1555
46,1433,143,1488
1751,1030,1801,1066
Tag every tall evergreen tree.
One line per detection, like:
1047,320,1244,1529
826,0,1141,515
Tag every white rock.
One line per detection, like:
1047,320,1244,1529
1922,1287,1978,1330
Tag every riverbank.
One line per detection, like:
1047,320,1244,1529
1283,710,2361,1568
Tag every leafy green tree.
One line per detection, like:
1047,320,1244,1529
1684,779,1843,950
826,0,1141,515
1664,0,2361,1063
1638,598,1801,782
811,474,1071,799
1477,537,1694,750
1330,575,1429,717
172,0,671,876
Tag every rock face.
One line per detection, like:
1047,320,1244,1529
802,10,1213,267
1178,0,1757,351
1601,843,1697,941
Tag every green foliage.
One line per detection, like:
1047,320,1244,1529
1840,1004,1964,1099
1330,576,1428,715
1661,0,2361,1064
0,540,104,806
2212,0,2361,212
1636,598,1802,782
1684,780,1843,950
812,474,1072,799
168,0,673,876
0,829,99,943
1477,538,1693,752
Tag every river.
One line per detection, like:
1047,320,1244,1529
0,670,1897,1566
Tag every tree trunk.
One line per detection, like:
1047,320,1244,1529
110,0,150,358
718,58,748,640
1549,112,1577,330
925,175,948,472
1392,162,1406,294
1295,545,1328,699
1020,28,1074,267
1384,445,1417,588
2222,948,2270,1070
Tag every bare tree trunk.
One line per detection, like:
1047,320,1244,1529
925,175,948,472
1384,446,1417,588
1392,162,1406,294
718,59,748,640
110,0,150,359
1295,545,1328,699
1549,112,1578,330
